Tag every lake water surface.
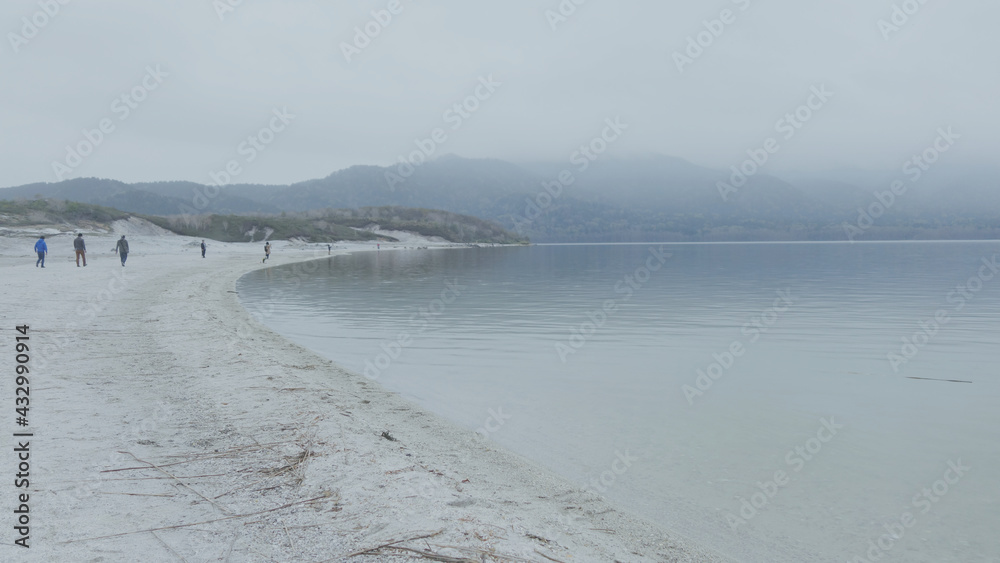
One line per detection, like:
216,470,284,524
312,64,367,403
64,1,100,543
237,242,1000,562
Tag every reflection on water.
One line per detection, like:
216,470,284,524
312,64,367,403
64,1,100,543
238,242,1000,563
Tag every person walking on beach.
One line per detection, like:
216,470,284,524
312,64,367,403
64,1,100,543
74,233,87,267
34,236,48,268
201,240,207,258
262,241,271,263
327,244,331,255
115,235,129,267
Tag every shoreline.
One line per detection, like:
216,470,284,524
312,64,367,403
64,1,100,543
0,232,727,562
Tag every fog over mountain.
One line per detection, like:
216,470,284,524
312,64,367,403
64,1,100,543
2,2,997,242
3,154,998,242
1,1,998,189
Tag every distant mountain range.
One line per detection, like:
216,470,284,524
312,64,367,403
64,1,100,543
3,154,999,242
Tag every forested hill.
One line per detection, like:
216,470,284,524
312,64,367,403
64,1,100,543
0,199,526,244
3,154,999,242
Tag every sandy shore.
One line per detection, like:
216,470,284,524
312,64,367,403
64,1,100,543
0,228,727,562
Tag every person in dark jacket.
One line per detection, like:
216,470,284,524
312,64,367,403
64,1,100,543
34,236,48,268
74,233,87,267
115,235,129,266
201,240,207,258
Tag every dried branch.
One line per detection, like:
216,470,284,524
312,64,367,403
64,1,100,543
119,451,230,515
341,530,444,559
64,494,332,544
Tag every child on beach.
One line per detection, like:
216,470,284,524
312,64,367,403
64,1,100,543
263,242,271,263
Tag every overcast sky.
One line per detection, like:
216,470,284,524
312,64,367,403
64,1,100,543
1,0,996,188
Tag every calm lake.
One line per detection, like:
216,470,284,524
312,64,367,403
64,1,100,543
237,242,1000,563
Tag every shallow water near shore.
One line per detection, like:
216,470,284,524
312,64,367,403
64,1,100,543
238,242,1000,562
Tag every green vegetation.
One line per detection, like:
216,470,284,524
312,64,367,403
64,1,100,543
0,198,527,244
322,207,528,243
145,207,528,243
142,213,384,243
0,198,131,226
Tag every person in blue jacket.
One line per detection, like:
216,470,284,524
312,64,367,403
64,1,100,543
34,236,48,268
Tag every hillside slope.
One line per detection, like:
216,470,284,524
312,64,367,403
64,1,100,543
0,199,525,244
4,155,999,242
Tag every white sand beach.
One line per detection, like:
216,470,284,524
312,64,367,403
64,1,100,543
0,226,727,562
